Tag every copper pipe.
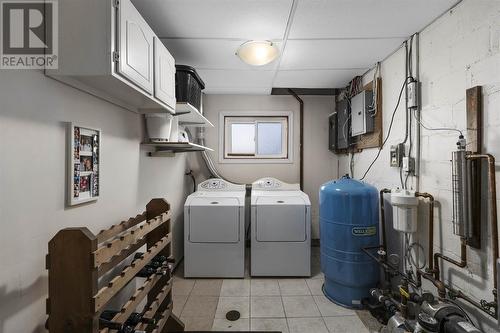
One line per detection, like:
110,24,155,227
416,268,446,298
415,192,435,270
433,238,467,281
467,154,498,295
380,188,391,249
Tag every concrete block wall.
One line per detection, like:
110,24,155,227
339,1,500,331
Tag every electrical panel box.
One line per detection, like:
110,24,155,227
336,99,351,150
328,113,337,152
351,90,374,137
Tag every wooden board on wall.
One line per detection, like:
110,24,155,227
466,86,482,249
356,78,383,150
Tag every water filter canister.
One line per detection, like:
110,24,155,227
391,189,419,233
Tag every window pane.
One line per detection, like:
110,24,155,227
230,123,255,154
257,122,283,155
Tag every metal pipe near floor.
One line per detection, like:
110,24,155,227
288,89,304,191
467,154,499,296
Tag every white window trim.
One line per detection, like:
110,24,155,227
218,111,294,164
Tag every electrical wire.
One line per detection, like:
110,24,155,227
404,36,415,190
399,166,405,189
360,76,411,181
406,241,426,270
342,108,350,146
442,298,478,327
349,152,354,178
402,41,410,145
368,62,380,117
404,112,413,189
185,170,196,193
411,109,463,136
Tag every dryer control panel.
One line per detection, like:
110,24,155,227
253,178,300,191
201,179,227,190
255,178,281,189
198,179,245,192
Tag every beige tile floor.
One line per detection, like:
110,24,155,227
172,248,381,332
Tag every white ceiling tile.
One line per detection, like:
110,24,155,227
279,38,404,70
274,69,366,88
289,0,460,39
162,39,282,70
132,0,460,94
197,69,275,93
132,0,293,39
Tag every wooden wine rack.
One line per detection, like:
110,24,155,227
45,198,184,333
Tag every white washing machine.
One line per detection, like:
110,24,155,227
251,177,311,277
184,178,246,278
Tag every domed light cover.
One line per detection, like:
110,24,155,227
236,40,279,66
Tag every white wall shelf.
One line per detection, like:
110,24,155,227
176,103,214,127
142,142,213,156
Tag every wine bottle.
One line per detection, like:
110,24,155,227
99,317,124,330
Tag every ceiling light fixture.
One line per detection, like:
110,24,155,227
236,40,279,66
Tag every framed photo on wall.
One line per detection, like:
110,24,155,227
68,123,101,206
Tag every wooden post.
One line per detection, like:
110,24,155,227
466,86,482,249
47,228,98,332
146,198,171,264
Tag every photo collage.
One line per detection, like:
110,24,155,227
72,126,100,203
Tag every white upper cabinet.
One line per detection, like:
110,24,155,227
154,38,176,108
47,0,175,114
117,0,154,94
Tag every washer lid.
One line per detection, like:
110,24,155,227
254,196,308,242
251,191,311,206
188,194,245,205
188,197,241,243
255,196,307,206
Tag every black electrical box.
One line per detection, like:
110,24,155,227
328,113,337,152
336,98,351,150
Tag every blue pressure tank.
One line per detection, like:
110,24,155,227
319,176,379,308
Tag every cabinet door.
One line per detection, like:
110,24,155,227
154,38,176,109
117,0,154,94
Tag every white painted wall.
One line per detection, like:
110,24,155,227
0,70,191,333
194,94,338,239
339,1,500,331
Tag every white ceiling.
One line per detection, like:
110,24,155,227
132,0,460,95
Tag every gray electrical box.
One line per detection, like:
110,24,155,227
351,90,374,136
